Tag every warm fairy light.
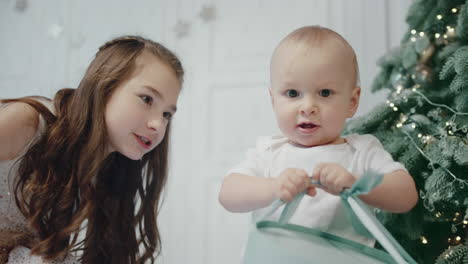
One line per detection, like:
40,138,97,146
423,135,432,143
452,8,458,13
436,212,442,217
390,103,395,107
449,130,454,135
411,37,417,42
396,123,403,128
412,124,416,129
386,100,390,104
419,32,425,37
411,29,417,34
448,238,452,242
446,122,450,126
437,14,443,20
443,34,448,39
393,107,398,111
456,236,461,241
463,220,468,225
421,236,428,244
418,134,422,138
435,33,441,38
396,85,403,94
455,212,460,216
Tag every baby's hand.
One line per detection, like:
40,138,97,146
271,168,316,202
311,163,356,195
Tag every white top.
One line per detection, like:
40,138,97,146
0,101,79,263
228,133,407,247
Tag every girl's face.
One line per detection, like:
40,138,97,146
105,52,181,160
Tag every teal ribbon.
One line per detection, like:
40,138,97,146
340,170,384,238
256,170,417,264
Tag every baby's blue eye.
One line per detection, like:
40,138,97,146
141,95,153,105
319,89,332,97
286,89,299,98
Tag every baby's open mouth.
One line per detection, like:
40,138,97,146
298,122,318,129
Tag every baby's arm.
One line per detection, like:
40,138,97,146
0,102,39,161
219,169,315,213
312,163,417,213
358,169,417,213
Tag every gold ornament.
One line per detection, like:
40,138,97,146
412,64,433,84
419,44,435,64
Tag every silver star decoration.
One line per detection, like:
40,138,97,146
15,0,28,12
199,5,216,23
173,20,191,39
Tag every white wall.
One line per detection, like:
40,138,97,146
0,0,412,263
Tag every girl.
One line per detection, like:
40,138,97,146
0,35,184,263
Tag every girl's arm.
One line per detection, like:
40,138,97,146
0,102,39,161
359,169,418,213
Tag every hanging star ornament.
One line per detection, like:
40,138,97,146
199,4,216,23
14,0,27,12
173,20,191,39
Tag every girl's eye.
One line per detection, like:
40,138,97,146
286,89,299,98
319,89,332,97
163,112,173,120
140,95,153,105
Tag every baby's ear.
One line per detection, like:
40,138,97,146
348,86,361,117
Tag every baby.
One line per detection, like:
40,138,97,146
218,26,418,247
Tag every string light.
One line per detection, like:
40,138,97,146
421,236,428,244
377,6,467,258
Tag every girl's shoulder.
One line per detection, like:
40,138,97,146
0,102,41,160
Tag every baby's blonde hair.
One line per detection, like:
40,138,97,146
272,25,360,87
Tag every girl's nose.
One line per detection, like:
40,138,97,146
147,117,164,132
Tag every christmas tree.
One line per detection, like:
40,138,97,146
344,0,468,263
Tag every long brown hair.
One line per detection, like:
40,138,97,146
2,35,184,263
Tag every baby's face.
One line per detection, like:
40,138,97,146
269,42,360,147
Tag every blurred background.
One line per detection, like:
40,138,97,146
1,0,412,263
